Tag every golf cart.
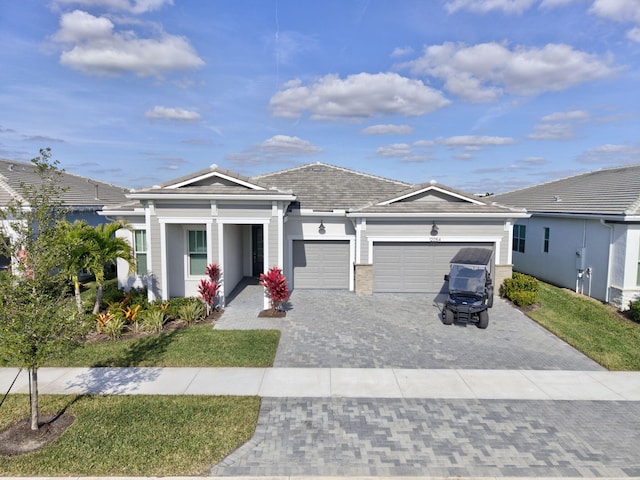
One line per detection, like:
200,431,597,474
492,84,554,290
442,247,494,329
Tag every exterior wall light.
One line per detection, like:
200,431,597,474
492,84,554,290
431,221,439,236
319,220,326,234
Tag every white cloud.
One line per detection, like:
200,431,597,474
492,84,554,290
404,41,617,102
539,0,586,8
589,0,640,24
53,10,204,77
361,124,414,135
254,135,323,156
376,143,413,157
444,0,537,15
225,135,322,167
269,72,450,120
453,153,474,160
528,123,576,140
540,110,589,122
528,109,589,140
391,46,414,57
518,156,549,165
439,135,517,148
53,0,173,14
627,27,640,43
145,106,202,121
413,140,435,147
577,143,640,164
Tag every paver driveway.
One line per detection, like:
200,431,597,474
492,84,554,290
218,287,603,370
211,285,640,477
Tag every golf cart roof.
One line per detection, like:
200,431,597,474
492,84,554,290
450,247,493,266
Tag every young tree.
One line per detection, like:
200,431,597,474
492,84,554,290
0,148,88,430
83,221,135,314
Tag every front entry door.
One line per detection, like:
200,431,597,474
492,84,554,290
252,225,263,277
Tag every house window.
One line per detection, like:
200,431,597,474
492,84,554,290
513,224,526,253
188,230,207,275
543,227,550,253
134,230,147,275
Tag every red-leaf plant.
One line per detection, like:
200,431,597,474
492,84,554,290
259,266,290,312
198,263,222,315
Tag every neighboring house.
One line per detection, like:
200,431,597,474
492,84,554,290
0,158,129,270
492,164,640,310
102,162,527,309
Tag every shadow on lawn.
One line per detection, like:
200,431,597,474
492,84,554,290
91,329,181,368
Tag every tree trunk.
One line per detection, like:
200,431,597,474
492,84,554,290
30,368,39,431
92,282,103,314
74,276,83,314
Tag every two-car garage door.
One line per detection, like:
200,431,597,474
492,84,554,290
373,242,493,293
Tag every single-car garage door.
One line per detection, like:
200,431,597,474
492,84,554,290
373,242,493,293
293,240,350,289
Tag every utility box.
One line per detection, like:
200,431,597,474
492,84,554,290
576,247,587,270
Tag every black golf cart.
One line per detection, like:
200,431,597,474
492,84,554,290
442,247,494,329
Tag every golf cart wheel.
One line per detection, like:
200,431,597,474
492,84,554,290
487,291,494,308
477,310,489,329
443,309,454,325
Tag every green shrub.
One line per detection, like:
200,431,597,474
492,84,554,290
102,314,126,340
142,307,166,333
502,272,539,306
629,298,640,322
177,299,206,325
167,297,198,319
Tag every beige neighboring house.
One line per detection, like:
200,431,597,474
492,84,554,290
492,164,640,310
103,162,527,309
0,158,129,270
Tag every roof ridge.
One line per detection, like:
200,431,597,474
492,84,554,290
255,161,411,187
0,172,25,204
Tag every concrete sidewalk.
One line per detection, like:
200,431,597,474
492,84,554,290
2,366,639,400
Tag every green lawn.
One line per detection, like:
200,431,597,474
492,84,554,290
0,394,260,476
47,325,280,367
525,280,640,370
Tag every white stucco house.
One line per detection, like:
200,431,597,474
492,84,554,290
492,164,640,310
102,162,528,309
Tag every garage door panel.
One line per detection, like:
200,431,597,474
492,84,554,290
293,240,350,290
373,242,493,293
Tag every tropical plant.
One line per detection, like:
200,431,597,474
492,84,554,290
142,307,166,333
57,220,93,314
178,299,206,325
198,263,221,316
102,313,126,340
83,222,136,314
259,266,290,312
0,148,88,430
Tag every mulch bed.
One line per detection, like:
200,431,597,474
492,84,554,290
258,309,286,318
84,310,223,343
0,413,75,456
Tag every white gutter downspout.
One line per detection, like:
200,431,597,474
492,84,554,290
600,219,614,303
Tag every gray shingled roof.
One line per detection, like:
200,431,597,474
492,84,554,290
0,158,129,208
352,181,517,215
255,162,410,211
492,164,640,216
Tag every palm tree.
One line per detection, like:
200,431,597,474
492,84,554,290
58,220,93,314
84,221,135,314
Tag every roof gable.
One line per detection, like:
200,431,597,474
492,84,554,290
378,182,485,206
164,165,266,191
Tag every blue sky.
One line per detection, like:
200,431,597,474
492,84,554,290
1,0,639,193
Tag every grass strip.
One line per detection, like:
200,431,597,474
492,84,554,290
526,281,640,370
2,326,280,368
0,394,260,476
